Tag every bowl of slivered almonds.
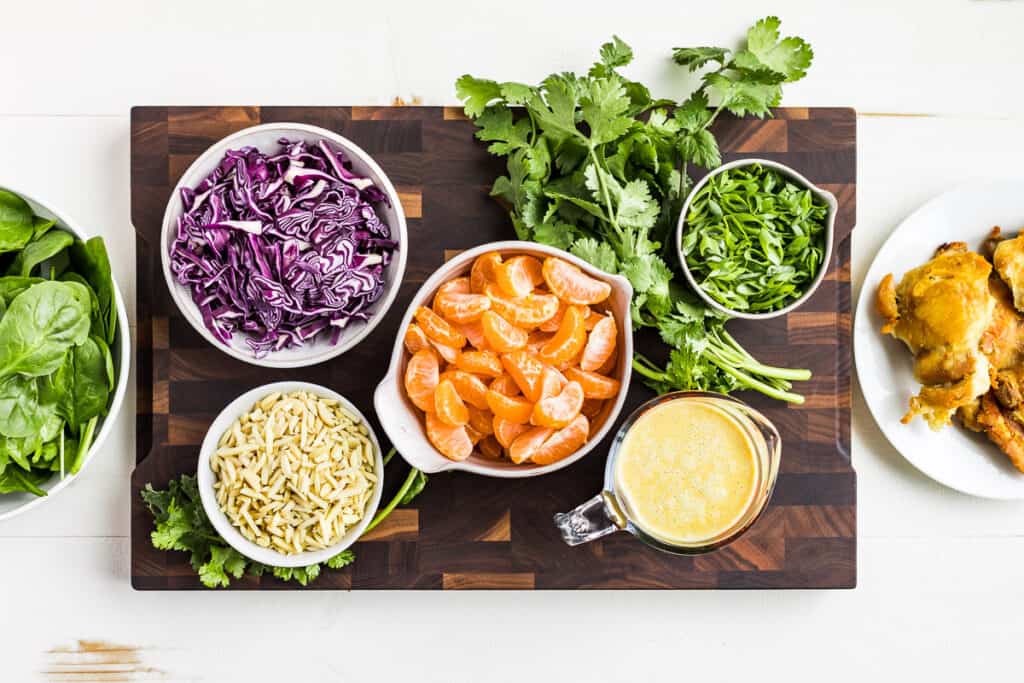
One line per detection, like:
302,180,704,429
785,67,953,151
196,381,383,567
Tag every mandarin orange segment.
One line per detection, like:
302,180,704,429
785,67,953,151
539,366,568,400
564,366,621,399
429,338,460,364
595,346,618,376
435,292,492,324
485,285,560,328
470,252,502,293
493,416,529,449
467,404,495,436
404,324,430,355
538,305,587,366
526,330,553,355
416,306,467,348
583,307,603,331
531,415,589,465
489,373,521,397
426,411,473,461
447,370,490,410
531,380,584,428
485,389,534,424
454,349,503,377
580,398,604,419
508,426,555,464
580,314,617,372
481,311,528,352
495,255,543,298
542,257,612,305
404,348,439,412
464,422,486,445
434,378,469,427
479,435,504,460
500,350,546,402
538,301,567,333
437,276,471,297
456,320,488,350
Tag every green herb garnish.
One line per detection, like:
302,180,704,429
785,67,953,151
141,448,426,588
0,188,118,495
456,16,814,403
682,163,828,313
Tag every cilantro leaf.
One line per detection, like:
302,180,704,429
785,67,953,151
456,75,502,118
532,221,574,250
474,107,531,156
740,16,813,82
671,47,729,71
678,129,721,169
580,76,633,146
527,75,582,146
599,36,633,69
327,549,356,570
570,237,618,273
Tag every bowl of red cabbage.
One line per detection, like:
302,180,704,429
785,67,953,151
0,186,130,521
161,123,407,368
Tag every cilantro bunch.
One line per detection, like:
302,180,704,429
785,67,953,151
141,449,426,588
456,17,814,403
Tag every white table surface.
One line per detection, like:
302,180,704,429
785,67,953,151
3,0,1023,680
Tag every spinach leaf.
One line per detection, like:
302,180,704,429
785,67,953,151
40,336,110,427
0,374,43,439
31,216,56,240
6,229,74,277
70,237,117,345
0,276,44,305
0,189,34,254
0,467,47,496
0,281,91,377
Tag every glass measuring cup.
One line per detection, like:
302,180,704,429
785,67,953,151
554,391,781,555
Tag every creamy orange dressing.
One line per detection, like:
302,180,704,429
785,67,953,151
614,398,759,544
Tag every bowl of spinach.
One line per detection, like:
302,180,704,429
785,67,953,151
677,159,836,320
0,186,130,521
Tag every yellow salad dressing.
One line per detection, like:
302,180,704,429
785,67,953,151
614,398,759,544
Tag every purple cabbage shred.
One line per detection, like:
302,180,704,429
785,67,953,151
170,138,397,357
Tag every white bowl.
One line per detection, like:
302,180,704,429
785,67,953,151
196,381,384,567
374,241,634,478
676,158,837,320
0,185,131,522
160,122,408,369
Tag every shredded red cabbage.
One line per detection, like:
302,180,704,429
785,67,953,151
170,138,398,358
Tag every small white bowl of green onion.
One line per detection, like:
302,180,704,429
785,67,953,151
676,159,837,320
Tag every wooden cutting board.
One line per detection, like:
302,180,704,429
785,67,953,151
129,106,856,590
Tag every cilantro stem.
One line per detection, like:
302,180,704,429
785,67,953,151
707,356,805,404
632,355,668,382
362,459,420,535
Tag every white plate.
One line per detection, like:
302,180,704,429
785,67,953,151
855,181,1024,499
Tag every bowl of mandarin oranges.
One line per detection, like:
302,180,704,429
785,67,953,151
374,242,633,477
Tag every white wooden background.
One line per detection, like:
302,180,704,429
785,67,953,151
2,1,1023,680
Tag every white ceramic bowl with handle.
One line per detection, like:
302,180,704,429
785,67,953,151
374,241,634,478
676,158,837,321
160,122,407,369
196,381,384,568
0,185,131,522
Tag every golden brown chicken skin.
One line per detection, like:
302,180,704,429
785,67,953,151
877,243,996,430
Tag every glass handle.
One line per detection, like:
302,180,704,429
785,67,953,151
553,492,623,546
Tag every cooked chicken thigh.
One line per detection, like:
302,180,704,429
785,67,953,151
877,243,996,430
994,233,1024,310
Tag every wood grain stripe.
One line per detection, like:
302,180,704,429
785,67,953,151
442,572,535,589
397,188,422,218
475,510,511,542
360,509,419,541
